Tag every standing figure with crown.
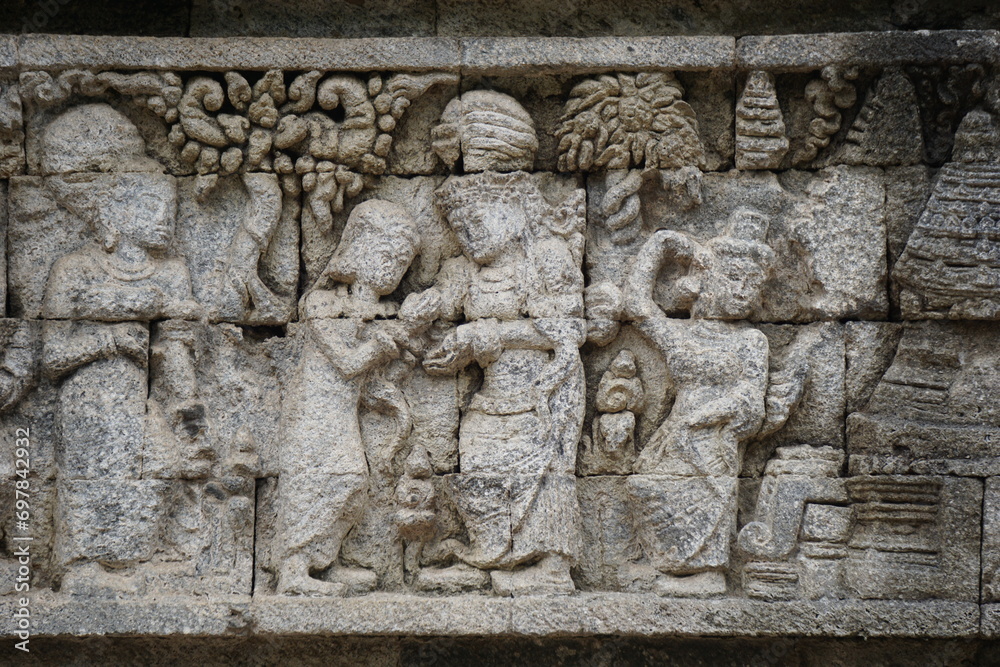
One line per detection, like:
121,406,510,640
615,209,804,598
420,90,587,596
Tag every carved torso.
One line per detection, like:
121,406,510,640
636,318,769,476
42,243,197,321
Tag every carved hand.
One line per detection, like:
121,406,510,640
624,229,697,320
112,323,150,366
423,328,473,375
398,289,442,328
173,298,207,321
371,328,401,361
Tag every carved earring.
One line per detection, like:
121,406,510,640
676,276,702,305
99,227,119,253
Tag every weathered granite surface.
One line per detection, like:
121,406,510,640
5,0,1000,38
0,25,1000,663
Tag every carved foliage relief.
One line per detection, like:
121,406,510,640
0,53,997,610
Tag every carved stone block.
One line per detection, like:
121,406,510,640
739,446,848,601
300,175,449,292
9,173,297,324
844,321,903,414
848,321,1000,476
984,478,1000,603
575,475,635,591
1,27,998,651
894,159,1000,319
55,479,166,563
748,322,845,476
843,475,981,602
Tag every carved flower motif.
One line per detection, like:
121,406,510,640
556,72,705,172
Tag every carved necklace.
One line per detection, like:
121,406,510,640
97,249,156,282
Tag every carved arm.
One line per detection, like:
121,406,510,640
43,321,147,379
309,321,399,380
623,229,697,321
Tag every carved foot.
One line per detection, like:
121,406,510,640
327,566,378,596
652,570,727,598
412,563,491,594
490,555,575,597
277,572,347,597
617,563,660,592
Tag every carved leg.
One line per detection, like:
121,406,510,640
276,472,368,596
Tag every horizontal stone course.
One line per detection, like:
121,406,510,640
738,30,1000,69
0,595,982,638
2,30,995,74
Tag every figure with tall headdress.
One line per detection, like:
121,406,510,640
422,91,587,596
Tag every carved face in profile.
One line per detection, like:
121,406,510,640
355,236,417,295
325,199,419,297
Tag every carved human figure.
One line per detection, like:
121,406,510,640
37,104,203,594
620,209,803,597
40,106,201,322
422,90,587,596
277,199,437,596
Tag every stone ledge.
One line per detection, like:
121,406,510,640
509,596,980,638
252,596,512,636
17,34,734,74
737,30,1000,70
16,35,464,72
0,595,253,637
460,37,735,74
0,595,980,639
12,31,995,75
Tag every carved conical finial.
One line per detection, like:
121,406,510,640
736,71,788,170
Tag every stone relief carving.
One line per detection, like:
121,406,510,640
414,91,588,596
738,445,847,601
609,213,810,597
893,86,1000,319
906,63,986,165
0,80,24,178
792,65,858,166
556,72,705,172
736,71,788,170
10,104,298,326
277,198,433,596
578,350,644,476
0,45,995,622
38,104,201,323
836,68,923,167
